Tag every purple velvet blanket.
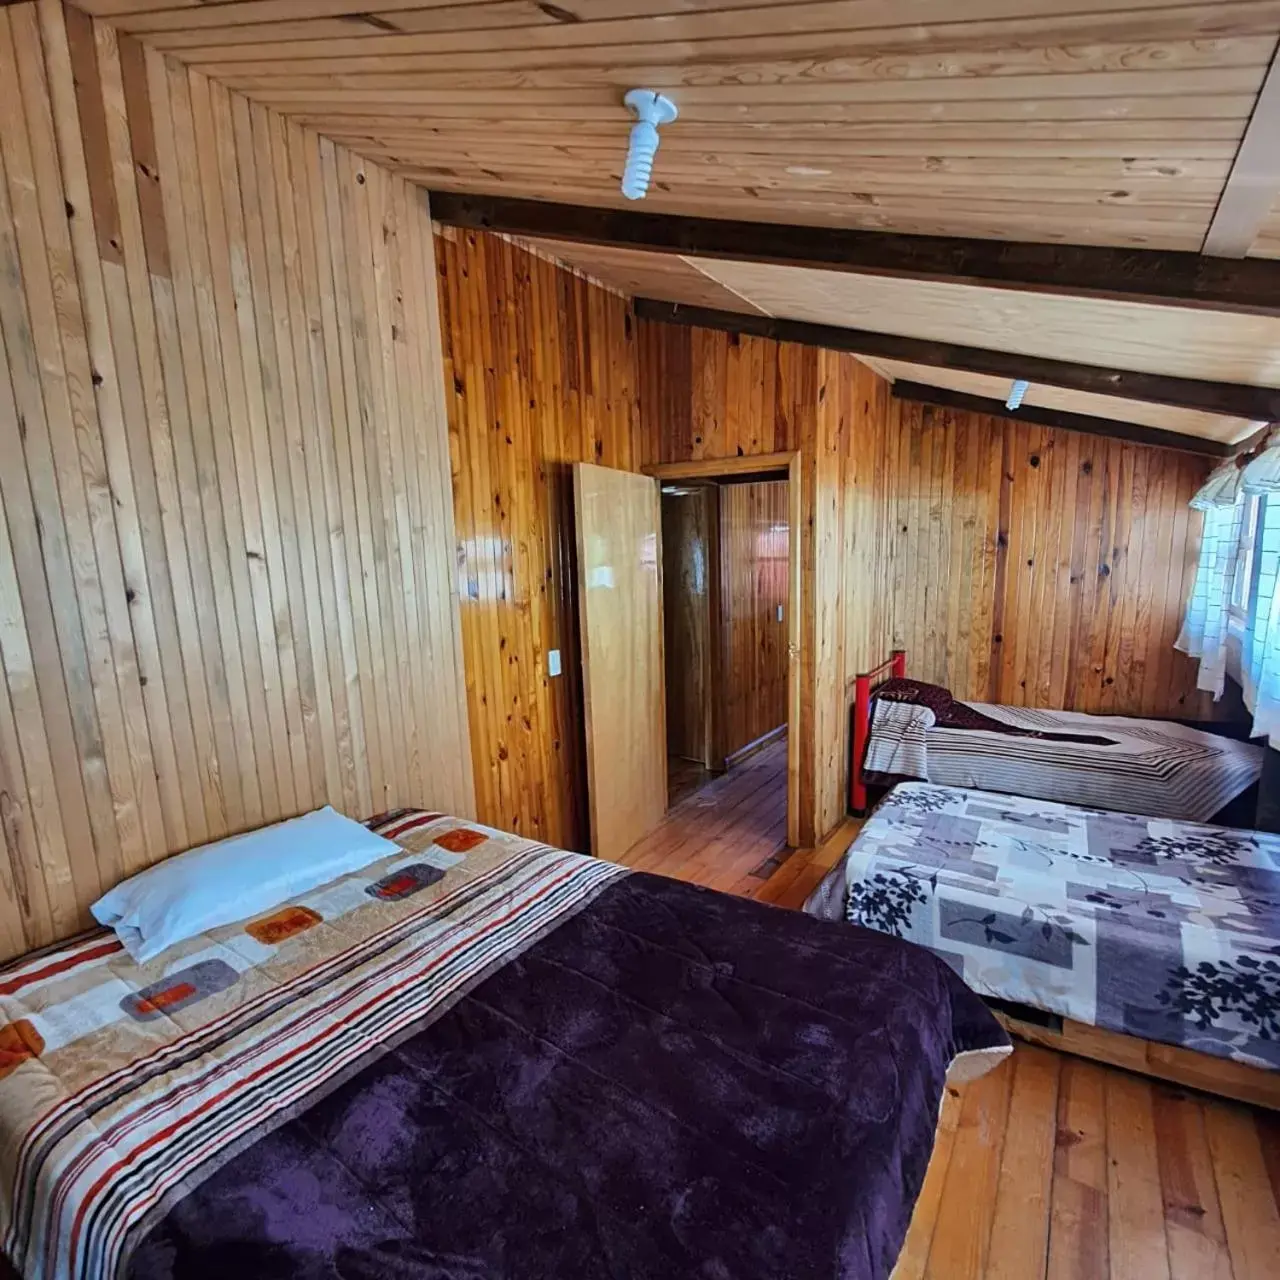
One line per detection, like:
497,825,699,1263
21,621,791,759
125,873,1006,1280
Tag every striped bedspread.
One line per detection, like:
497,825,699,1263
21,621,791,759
0,811,623,1280
864,698,1263,822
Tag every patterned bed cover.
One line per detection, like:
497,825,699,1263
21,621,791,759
806,782,1280,1072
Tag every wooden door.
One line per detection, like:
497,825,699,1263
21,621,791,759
574,463,667,860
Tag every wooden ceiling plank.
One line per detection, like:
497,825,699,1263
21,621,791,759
633,297,1280,420
216,67,1267,100
116,0,1280,52
428,193,1280,315
157,30,1276,71
890,380,1266,456
227,95,1260,125
1204,46,1280,255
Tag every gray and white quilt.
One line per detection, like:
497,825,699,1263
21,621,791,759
806,782,1280,1072
864,699,1263,822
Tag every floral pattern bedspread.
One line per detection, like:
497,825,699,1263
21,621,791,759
807,782,1280,1071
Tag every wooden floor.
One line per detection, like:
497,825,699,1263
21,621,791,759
617,775,1280,1280
667,755,716,808
626,739,842,901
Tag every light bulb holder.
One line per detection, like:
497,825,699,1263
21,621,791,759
621,89,678,201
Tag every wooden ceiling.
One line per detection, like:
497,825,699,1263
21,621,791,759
76,0,1280,448
76,1,1280,254
520,237,1273,444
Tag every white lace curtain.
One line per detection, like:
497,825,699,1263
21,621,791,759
1178,431,1280,743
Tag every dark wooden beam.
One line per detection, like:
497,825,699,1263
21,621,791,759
634,298,1280,423
428,191,1280,317
892,381,1265,457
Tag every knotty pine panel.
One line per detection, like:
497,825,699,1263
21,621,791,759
719,480,789,759
0,0,471,960
436,227,638,853
882,397,1218,719
638,319,1220,839
637,321,889,844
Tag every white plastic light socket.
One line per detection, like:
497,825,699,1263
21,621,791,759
621,89,678,201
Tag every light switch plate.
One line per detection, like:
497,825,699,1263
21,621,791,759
548,648,562,677
776,604,784,622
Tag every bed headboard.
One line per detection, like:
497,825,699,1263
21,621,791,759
850,651,907,814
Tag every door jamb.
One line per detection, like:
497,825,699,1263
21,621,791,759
644,451,802,849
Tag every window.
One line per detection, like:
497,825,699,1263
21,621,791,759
1229,494,1262,622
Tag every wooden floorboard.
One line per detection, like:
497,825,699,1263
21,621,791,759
616,755,1280,1280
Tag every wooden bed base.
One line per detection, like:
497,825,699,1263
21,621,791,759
996,1011,1280,1111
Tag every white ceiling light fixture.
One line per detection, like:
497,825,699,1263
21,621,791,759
1006,379,1030,411
621,89,678,201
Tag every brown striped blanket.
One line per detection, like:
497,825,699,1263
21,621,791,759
865,698,1263,823
0,812,624,1280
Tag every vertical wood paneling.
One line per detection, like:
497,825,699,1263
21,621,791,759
662,487,713,766
719,479,789,759
638,319,1218,841
437,229,638,853
0,0,472,961
881,398,1218,719
637,322,883,844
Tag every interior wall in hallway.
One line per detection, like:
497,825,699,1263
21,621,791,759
719,479,790,760
0,0,472,960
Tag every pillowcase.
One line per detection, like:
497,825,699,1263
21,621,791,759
92,806,399,963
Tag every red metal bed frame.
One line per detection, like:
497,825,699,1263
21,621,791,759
849,650,906,814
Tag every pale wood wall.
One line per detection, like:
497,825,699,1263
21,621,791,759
719,479,789,759
882,397,1218,719
436,228,638,853
0,0,472,960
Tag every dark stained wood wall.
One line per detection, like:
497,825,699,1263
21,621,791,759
720,480,789,758
436,229,638,853
638,319,1223,837
883,397,1218,720
638,321,890,843
0,3,472,960
662,487,713,766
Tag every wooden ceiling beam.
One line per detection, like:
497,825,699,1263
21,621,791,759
429,191,1280,316
634,298,1280,422
891,381,1266,457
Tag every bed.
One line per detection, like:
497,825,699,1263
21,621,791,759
849,652,1264,823
807,782,1280,1106
0,808,1007,1280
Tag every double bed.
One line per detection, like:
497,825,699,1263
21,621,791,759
0,808,1007,1280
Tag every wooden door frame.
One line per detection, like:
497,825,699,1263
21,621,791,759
644,451,802,849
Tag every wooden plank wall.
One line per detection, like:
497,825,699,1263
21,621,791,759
662,487,713,766
637,319,1220,838
883,397,1218,719
435,228,638,853
0,0,472,960
719,479,789,759
637,321,889,843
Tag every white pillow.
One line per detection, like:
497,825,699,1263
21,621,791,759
92,806,399,963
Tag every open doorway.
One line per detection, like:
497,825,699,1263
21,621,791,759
657,460,797,864
571,452,802,866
